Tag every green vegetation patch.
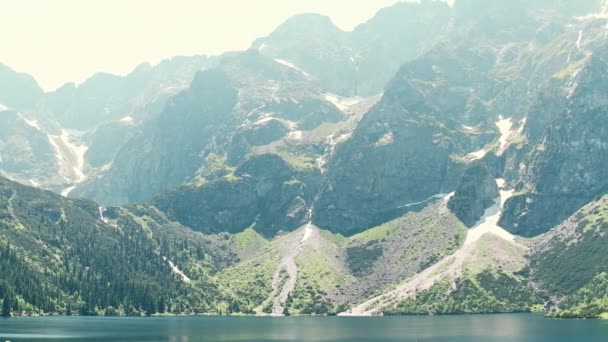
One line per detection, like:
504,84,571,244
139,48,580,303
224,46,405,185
287,248,354,315
217,252,279,314
547,273,608,319
531,196,608,295
383,270,539,315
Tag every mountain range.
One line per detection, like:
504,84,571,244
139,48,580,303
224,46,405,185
0,0,607,318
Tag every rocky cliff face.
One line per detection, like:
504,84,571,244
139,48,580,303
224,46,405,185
72,68,239,204
501,44,608,236
0,110,57,188
448,162,499,227
154,154,315,236
251,1,451,97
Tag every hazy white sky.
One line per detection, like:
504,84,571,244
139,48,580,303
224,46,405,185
0,0,405,91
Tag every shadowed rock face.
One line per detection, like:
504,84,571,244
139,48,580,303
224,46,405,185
71,68,240,205
153,154,313,236
449,162,499,227
501,48,608,236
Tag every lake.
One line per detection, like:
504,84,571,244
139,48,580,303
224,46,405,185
1,314,607,341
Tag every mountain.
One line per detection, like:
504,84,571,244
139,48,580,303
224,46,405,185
251,1,451,96
0,56,218,198
0,176,235,316
45,55,218,130
67,0,458,205
1,0,608,318
0,64,43,110
70,50,346,205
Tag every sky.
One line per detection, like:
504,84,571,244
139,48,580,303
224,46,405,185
0,0,406,91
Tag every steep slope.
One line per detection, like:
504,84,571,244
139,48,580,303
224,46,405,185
448,162,499,227
153,154,314,236
0,176,233,316
0,63,43,109
252,1,451,96
342,179,534,316
547,273,608,319
313,0,608,236
314,40,505,234
73,50,354,205
0,110,57,188
530,195,608,300
45,55,218,130
501,44,608,236
0,57,218,197
215,193,469,316
72,67,239,205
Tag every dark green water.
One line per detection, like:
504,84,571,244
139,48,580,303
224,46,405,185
1,314,607,341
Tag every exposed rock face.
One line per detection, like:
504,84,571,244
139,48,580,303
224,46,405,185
0,110,57,187
71,50,345,205
312,40,509,235
501,47,608,236
314,105,457,235
153,154,313,236
251,1,451,96
73,69,239,205
448,162,499,227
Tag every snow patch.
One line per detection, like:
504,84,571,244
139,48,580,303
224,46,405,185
316,94,381,173
375,132,394,147
163,256,191,283
496,116,514,153
399,193,448,209
467,149,488,161
16,112,42,131
300,209,314,243
98,207,108,223
61,186,76,197
22,118,41,131
99,162,113,172
119,116,135,124
274,59,311,77
253,116,276,126
0,103,7,111
575,2,608,21
324,93,365,114
48,129,89,196
301,223,313,243
288,130,303,140
495,116,528,156
465,179,516,245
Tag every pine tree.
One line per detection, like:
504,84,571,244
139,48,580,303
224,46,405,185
158,298,166,313
2,292,12,317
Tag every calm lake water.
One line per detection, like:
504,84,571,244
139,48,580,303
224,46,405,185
1,314,607,341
